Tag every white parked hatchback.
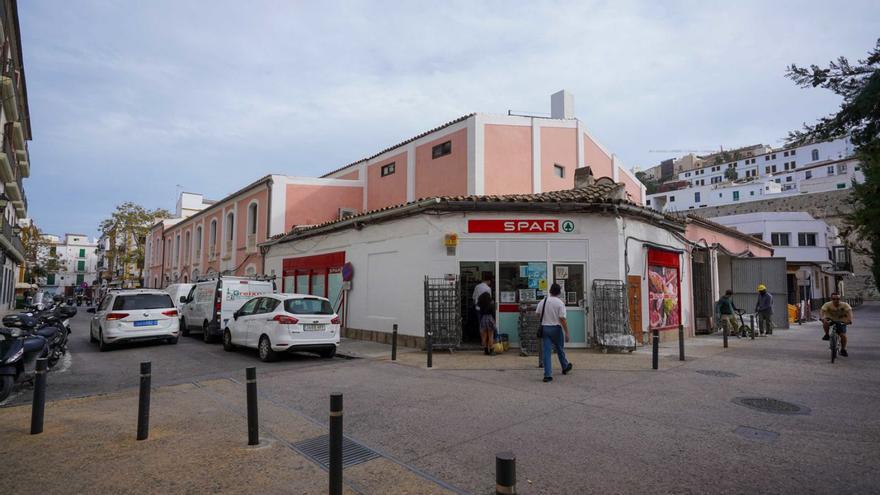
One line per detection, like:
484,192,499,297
88,289,180,352
222,294,340,361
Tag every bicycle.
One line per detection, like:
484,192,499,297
734,309,754,339
827,319,846,363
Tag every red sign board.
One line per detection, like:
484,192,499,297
468,219,560,234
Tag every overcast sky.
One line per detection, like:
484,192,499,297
19,1,879,237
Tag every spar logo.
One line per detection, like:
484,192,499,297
468,219,566,234
561,220,575,233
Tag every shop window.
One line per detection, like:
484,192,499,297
432,141,452,159
552,264,584,306
380,162,395,177
311,272,325,298
553,164,565,178
498,262,547,306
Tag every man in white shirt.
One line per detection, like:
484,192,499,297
472,276,492,311
535,283,572,382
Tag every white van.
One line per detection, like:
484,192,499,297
164,283,194,311
179,276,276,343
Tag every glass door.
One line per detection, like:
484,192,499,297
552,263,586,345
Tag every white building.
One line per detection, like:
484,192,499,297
647,179,783,212
710,212,848,304
42,233,99,294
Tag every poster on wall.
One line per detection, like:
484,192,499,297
647,248,681,331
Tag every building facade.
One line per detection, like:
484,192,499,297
0,1,31,311
144,91,648,287
41,233,98,294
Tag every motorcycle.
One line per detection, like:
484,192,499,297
4,304,76,369
0,316,49,402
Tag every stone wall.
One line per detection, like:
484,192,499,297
690,189,877,300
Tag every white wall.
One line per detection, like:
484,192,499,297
710,212,837,264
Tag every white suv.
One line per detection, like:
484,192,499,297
88,289,180,352
222,294,340,361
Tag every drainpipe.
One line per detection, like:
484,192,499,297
263,179,272,276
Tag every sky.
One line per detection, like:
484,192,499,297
18,0,880,238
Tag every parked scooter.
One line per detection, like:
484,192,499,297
4,303,75,369
0,316,49,402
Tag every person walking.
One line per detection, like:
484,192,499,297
477,291,497,355
716,289,740,338
754,284,774,335
536,283,572,382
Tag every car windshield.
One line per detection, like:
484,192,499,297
112,294,174,310
284,298,334,315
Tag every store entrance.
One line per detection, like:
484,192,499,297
460,262,496,344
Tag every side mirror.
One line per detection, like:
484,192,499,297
86,308,96,314
233,311,239,320
179,296,187,304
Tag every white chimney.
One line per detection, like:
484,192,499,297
551,90,574,119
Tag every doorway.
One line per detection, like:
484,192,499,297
551,263,586,345
459,262,496,344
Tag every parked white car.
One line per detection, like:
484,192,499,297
180,276,275,343
223,293,340,361
88,289,180,351
165,283,194,311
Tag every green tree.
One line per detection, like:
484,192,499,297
635,171,660,194
19,223,52,283
786,38,880,291
99,202,170,287
724,166,738,181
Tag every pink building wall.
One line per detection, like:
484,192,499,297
583,133,614,179
415,128,468,199
540,127,577,192
367,152,407,210
340,170,359,180
484,124,533,195
285,183,363,227
620,173,643,204
233,188,270,275
684,223,774,257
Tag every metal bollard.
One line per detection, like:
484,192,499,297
652,329,659,370
30,357,48,435
750,315,756,340
426,331,433,368
329,393,343,495
496,451,516,495
722,324,728,348
391,324,398,361
137,362,151,441
678,324,685,361
246,367,259,446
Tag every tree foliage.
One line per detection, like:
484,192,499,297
19,223,53,283
98,202,170,285
635,171,660,194
786,39,880,291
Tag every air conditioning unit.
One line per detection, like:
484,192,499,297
338,208,358,220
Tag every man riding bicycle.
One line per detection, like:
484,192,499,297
821,292,853,357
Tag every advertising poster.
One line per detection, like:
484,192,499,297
648,265,680,330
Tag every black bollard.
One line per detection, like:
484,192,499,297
30,357,48,435
329,393,343,495
246,367,259,446
496,451,516,495
391,324,398,361
137,362,151,441
750,315,756,341
722,324,728,348
652,329,659,370
678,324,685,361
426,331,433,368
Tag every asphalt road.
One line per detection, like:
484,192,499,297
1,310,346,406
3,303,879,494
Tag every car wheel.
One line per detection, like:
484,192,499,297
98,329,110,352
89,328,98,343
168,335,179,345
258,336,277,362
202,321,214,343
180,317,190,336
222,329,235,352
319,347,337,359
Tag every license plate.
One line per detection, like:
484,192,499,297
303,324,325,331
134,320,157,327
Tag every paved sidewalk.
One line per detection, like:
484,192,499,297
0,378,456,494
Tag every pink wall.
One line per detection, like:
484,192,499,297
232,188,270,274
415,128,468,199
367,152,407,209
340,169,359,180
584,133,613,179
484,124,533,195
685,223,774,257
620,173,643,204
285,183,363,227
541,127,577,192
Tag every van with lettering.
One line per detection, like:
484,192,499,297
179,276,276,343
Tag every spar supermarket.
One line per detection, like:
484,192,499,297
262,171,777,350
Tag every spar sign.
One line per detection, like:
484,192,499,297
468,219,576,234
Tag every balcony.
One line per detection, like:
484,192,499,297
0,216,24,263
246,234,257,253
